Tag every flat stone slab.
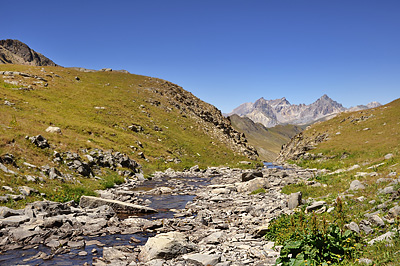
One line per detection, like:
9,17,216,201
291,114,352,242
0,215,30,227
79,196,157,214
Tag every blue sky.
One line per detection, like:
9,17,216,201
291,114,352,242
2,0,399,113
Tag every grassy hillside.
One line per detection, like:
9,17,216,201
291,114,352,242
273,98,400,265
292,98,399,174
230,114,302,161
0,65,258,207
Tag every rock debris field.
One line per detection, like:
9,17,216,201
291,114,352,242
0,165,317,266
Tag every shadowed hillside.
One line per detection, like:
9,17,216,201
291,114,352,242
0,39,57,66
230,114,302,161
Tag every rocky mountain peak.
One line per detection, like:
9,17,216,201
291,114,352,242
0,39,57,66
367,101,381,108
229,95,378,128
318,94,330,100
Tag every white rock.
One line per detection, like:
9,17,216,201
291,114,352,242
138,232,194,262
45,126,62,134
384,153,394,160
183,253,221,266
349,180,365,190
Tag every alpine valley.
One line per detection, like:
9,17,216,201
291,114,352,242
1,39,399,266
227,95,381,161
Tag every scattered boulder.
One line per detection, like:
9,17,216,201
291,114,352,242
251,224,270,238
0,154,16,166
387,206,400,219
139,232,195,262
236,177,270,193
67,159,93,177
79,196,157,214
190,165,200,172
368,215,385,227
28,135,50,149
241,171,263,182
287,191,302,209
45,126,62,134
368,231,395,245
358,258,373,265
359,220,374,235
0,215,30,227
183,253,221,266
0,163,15,174
345,222,360,234
380,186,394,194
128,124,143,132
306,201,326,213
0,206,22,218
18,186,38,196
384,153,394,160
349,180,365,191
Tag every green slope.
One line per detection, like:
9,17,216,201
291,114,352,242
0,65,258,207
289,98,400,173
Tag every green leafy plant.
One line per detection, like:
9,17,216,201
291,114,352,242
267,198,363,265
265,212,305,245
276,222,361,266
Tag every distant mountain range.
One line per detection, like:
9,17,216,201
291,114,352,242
228,95,381,127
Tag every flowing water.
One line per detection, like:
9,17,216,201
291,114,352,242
0,232,152,266
263,162,290,169
1,175,212,265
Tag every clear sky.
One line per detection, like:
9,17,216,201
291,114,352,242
2,0,399,113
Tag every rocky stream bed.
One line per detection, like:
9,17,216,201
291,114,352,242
0,164,319,266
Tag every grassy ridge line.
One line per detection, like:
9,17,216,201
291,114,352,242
0,65,258,208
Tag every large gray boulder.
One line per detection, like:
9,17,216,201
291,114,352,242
349,180,365,191
241,171,263,182
79,196,157,214
368,231,395,245
0,206,23,218
183,253,221,266
306,201,326,213
288,192,302,209
138,232,195,262
368,214,385,227
236,177,270,193
387,206,400,219
29,135,50,149
0,215,30,227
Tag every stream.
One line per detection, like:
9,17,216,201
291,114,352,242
0,174,212,266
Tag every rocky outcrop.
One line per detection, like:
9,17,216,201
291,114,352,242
276,132,329,163
347,101,381,112
141,78,258,160
0,39,57,66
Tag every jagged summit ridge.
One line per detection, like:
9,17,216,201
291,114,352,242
0,39,57,66
229,95,380,127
